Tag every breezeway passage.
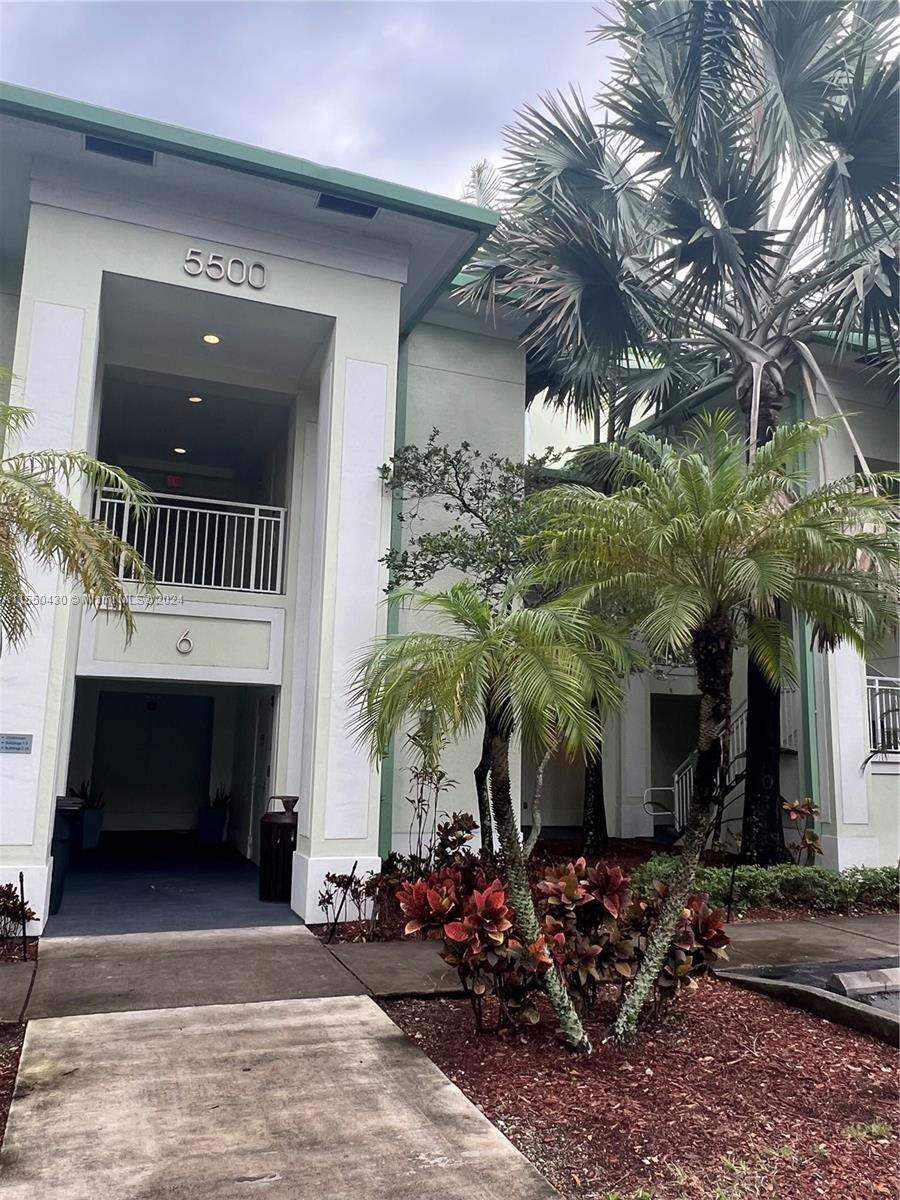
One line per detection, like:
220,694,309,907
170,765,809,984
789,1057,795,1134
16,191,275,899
0,997,560,1200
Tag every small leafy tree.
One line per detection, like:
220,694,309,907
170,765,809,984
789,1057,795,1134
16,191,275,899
352,580,630,1051
0,404,156,649
380,430,558,850
529,413,899,1043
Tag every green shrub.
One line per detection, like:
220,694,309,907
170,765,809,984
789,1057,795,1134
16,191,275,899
630,857,899,913
843,865,900,909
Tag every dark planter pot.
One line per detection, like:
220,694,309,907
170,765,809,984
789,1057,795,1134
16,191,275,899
81,808,103,851
197,805,227,846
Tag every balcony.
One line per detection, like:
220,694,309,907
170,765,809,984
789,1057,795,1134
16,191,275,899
867,676,900,755
96,489,286,594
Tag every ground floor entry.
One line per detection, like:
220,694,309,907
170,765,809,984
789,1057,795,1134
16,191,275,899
44,833,299,937
49,678,293,936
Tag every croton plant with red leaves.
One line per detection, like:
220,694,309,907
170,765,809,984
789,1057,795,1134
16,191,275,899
398,859,731,1034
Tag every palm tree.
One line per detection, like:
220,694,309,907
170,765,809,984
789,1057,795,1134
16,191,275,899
461,159,503,210
352,580,630,1052
459,0,898,862
528,412,899,1044
1,404,156,649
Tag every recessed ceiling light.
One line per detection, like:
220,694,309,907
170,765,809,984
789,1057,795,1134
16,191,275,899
202,333,220,345
188,395,203,404
173,447,187,455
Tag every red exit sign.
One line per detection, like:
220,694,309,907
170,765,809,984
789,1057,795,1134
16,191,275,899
166,474,184,488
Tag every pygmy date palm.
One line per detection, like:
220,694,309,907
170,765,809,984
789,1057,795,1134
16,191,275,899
352,580,630,1052
528,413,899,1044
0,404,157,650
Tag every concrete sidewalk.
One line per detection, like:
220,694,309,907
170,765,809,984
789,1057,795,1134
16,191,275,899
325,914,900,999
24,925,364,1019
0,996,559,1200
725,914,898,968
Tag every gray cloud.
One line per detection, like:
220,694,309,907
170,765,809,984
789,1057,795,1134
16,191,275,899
0,1,605,197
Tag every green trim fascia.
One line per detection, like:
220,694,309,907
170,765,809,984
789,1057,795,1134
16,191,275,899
377,337,410,858
401,256,480,335
0,82,499,236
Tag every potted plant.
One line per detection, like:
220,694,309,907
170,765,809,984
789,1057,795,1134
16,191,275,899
69,780,104,850
198,785,229,846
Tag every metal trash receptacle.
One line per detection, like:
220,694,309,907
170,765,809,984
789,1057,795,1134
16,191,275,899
259,811,298,902
49,800,77,915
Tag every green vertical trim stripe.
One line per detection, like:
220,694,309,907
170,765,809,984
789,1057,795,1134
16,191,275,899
377,337,410,858
791,385,821,806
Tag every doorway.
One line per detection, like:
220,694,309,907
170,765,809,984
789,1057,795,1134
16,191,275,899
92,692,213,831
48,679,296,936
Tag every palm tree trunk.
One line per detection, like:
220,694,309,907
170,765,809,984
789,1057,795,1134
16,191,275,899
474,721,494,855
582,748,608,856
741,658,790,865
489,730,591,1053
739,381,788,866
613,614,734,1046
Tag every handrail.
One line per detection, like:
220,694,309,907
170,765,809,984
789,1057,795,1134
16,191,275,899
97,487,286,514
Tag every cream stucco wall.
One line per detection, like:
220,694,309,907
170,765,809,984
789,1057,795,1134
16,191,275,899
387,321,527,854
0,192,402,925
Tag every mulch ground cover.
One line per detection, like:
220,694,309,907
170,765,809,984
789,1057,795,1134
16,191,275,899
0,1024,25,1143
384,980,899,1200
0,938,37,963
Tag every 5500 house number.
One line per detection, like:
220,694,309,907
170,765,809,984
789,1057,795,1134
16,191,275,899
183,248,267,290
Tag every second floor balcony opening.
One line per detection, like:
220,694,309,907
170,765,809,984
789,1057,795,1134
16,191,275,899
97,366,293,594
93,275,335,596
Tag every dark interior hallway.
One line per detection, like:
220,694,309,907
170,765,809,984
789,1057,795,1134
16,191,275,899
44,832,300,937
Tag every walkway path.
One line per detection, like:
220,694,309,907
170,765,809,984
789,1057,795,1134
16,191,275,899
326,914,900,999
24,925,362,1019
725,913,898,968
1,996,558,1200
0,926,560,1198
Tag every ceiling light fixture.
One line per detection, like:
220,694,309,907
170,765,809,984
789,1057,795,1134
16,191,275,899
202,333,220,345
188,395,203,404
173,447,187,455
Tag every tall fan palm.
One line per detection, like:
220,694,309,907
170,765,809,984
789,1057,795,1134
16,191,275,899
352,580,630,1052
528,413,899,1044
0,404,157,649
459,0,899,861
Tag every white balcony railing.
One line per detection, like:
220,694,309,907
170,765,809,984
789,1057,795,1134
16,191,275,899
867,676,900,754
95,489,286,594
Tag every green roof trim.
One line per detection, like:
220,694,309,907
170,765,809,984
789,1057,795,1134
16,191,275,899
0,82,500,235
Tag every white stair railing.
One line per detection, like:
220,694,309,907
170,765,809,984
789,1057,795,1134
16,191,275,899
95,488,286,594
670,687,800,830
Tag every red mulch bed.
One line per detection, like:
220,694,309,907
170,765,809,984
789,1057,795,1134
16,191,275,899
384,982,899,1200
0,1024,24,1143
0,938,38,963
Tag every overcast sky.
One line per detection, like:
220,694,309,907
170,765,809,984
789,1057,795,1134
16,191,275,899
0,1,606,198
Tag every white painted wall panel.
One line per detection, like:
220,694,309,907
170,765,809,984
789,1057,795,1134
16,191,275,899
323,359,388,840
0,302,83,846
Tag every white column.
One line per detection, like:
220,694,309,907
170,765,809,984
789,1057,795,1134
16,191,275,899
619,676,654,838
291,356,393,918
0,302,87,928
821,644,879,869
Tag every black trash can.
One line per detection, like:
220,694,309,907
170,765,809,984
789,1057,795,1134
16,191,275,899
258,812,298,902
49,802,76,915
